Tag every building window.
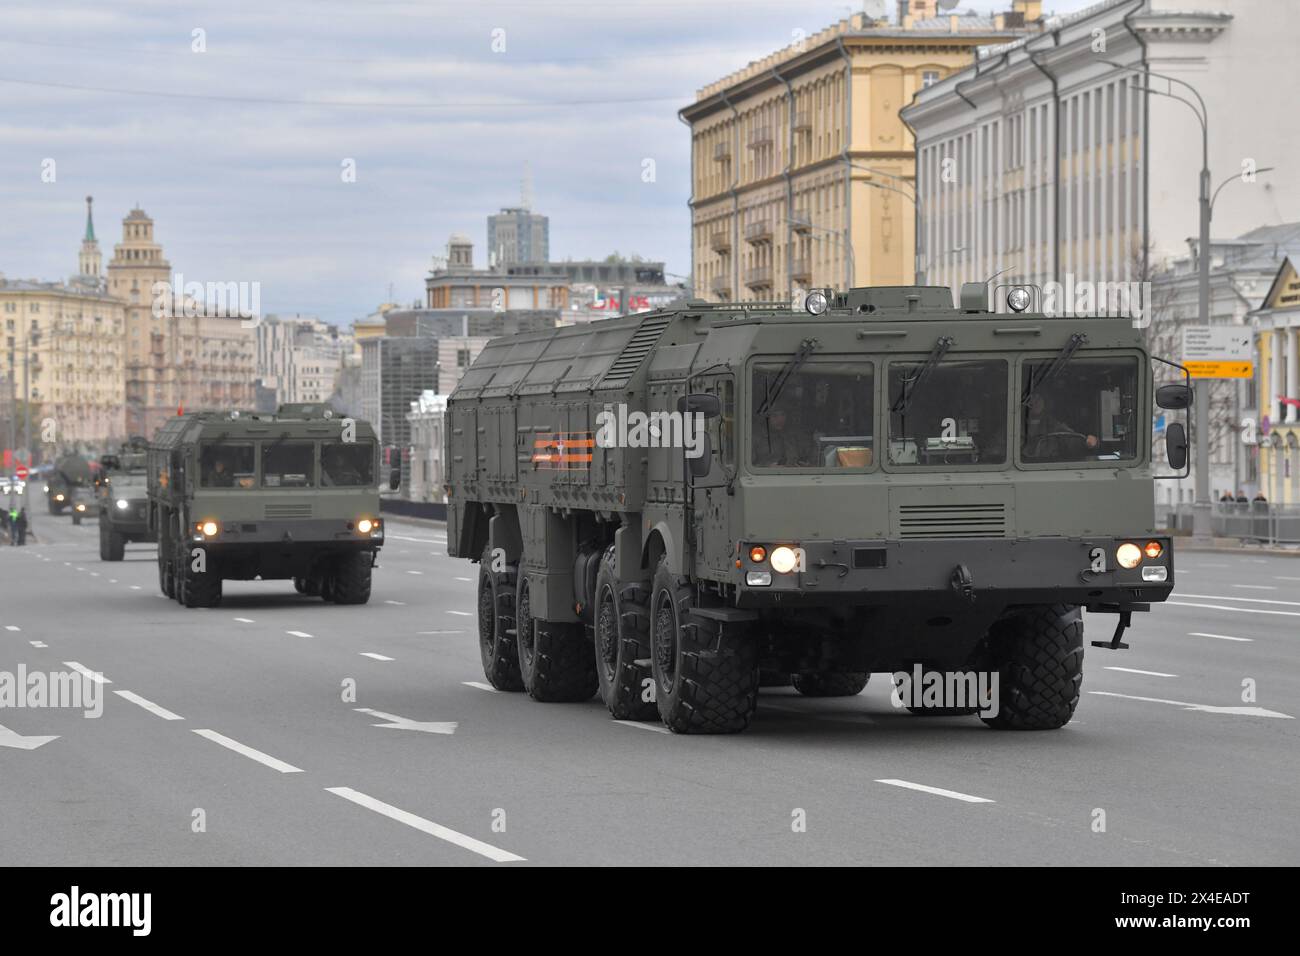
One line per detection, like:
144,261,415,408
922,70,940,89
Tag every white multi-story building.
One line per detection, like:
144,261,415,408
255,314,352,407
406,390,449,503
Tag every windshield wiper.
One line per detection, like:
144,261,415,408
755,337,818,417
1022,331,1089,405
891,335,954,414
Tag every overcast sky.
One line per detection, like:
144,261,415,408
0,0,1096,325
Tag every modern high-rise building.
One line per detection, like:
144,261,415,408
681,3,1034,302
487,206,549,266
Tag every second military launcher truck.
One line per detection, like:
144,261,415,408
97,437,157,560
148,404,396,608
447,284,1191,734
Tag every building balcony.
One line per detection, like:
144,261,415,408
791,212,812,234
747,126,773,149
792,111,811,133
744,220,773,244
712,142,731,162
744,266,773,289
790,258,811,282
709,275,732,296
709,231,731,253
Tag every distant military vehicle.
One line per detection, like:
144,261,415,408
46,453,93,522
97,437,156,561
147,404,397,607
447,284,1191,733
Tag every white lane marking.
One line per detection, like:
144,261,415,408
419,629,464,635
876,779,994,804
462,681,498,693
234,617,255,624
114,690,184,721
354,707,457,734
89,572,99,577
1188,631,1253,642
454,577,473,582
192,729,304,773
1104,666,1177,678
446,610,472,617
129,585,141,590
360,652,394,661
0,722,58,750
384,600,406,606
1178,592,1300,607
108,578,117,583
325,787,523,862
286,630,313,638
1276,576,1300,581
1232,584,1277,590
63,661,111,684
1168,601,1300,618
4,625,19,631
75,567,85,571
385,534,447,544
615,720,671,735
29,641,47,648
406,570,423,575
1089,691,1293,719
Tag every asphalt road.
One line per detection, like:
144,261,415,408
1,511,1296,867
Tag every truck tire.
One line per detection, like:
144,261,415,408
100,526,125,562
293,577,308,594
593,548,656,720
792,671,869,697
180,564,222,608
515,572,597,703
331,552,372,605
980,604,1084,731
759,670,793,688
72,512,82,526
477,545,524,692
650,556,758,734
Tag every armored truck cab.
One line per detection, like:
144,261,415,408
148,405,392,608
447,285,1189,734
47,453,92,518
97,437,156,561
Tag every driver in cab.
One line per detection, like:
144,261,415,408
1024,393,1098,454
754,405,816,467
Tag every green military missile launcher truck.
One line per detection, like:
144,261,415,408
148,404,396,608
97,436,157,561
447,284,1192,734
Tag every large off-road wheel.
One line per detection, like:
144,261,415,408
980,604,1084,730
331,552,373,605
593,547,656,720
650,556,758,734
515,571,597,702
100,524,125,562
180,559,222,608
792,671,870,697
293,577,308,594
477,545,523,691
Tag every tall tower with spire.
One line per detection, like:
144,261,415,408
78,195,102,279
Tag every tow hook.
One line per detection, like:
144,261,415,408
949,564,975,603
1092,609,1131,650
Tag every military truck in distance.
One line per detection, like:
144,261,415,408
46,453,93,522
148,404,396,608
447,284,1190,734
97,437,157,561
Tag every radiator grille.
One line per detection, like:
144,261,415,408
264,503,313,520
897,503,1006,539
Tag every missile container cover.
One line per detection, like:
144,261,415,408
148,404,391,608
446,285,1188,734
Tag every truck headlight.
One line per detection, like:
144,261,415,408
199,520,219,537
1116,542,1143,569
116,499,129,510
746,571,772,587
357,518,374,534
75,503,86,512
769,546,799,574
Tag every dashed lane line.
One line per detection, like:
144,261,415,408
286,630,313,639
63,662,111,684
384,600,406,606
875,779,995,804
359,652,395,662
234,617,255,624
114,690,184,721
446,610,472,617
1232,584,1277,590
4,625,19,632
1104,666,1177,678
192,729,304,773
1177,592,1300,607
1188,632,1253,642
324,787,524,863
462,681,497,693
29,641,46,648
1167,601,1300,618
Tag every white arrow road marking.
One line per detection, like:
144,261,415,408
5,625,20,632
325,787,524,862
1089,691,1293,719
63,662,110,684
353,707,457,735
462,681,497,692
359,653,394,662
1168,601,1300,618
114,690,184,721
0,722,58,751
876,779,994,803
286,630,313,638
1103,666,1177,678
192,729,304,773
615,720,671,735
29,641,46,648
1188,631,1253,642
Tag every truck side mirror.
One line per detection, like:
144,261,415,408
1156,383,1192,410
687,432,712,479
388,468,401,491
678,393,721,419
1166,422,1188,471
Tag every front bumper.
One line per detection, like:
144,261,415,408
189,517,384,550
734,536,1173,611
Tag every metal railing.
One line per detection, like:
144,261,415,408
1157,502,1300,546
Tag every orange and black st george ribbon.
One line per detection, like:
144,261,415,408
532,432,594,470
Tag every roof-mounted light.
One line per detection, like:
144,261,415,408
805,289,829,315
1007,287,1031,312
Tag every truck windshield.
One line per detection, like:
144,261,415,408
1020,357,1139,463
200,443,256,489
750,363,874,469
887,359,1008,466
262,442,315,487
321,442,374,487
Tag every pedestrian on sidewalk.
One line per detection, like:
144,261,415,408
14,508,28,546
